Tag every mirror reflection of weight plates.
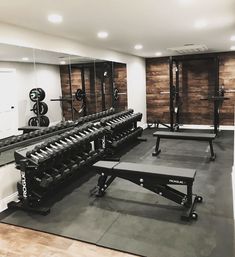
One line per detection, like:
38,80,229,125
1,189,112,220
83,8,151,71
28,116,50,127
28,88,50,127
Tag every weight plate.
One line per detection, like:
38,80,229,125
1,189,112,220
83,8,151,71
29,88,45,102
114,88,119,100
40,116,50,127
75,88,85,101
32,102,48,115
28,117,39,126
37,88,45,101
28,115,50,127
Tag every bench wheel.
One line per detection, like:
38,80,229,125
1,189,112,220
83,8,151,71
191,211,198,220
196,196,203,203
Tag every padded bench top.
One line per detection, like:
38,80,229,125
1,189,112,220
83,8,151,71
93,161,196,181
153,131,216,140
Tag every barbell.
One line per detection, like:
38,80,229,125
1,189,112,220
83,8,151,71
75,88,126,101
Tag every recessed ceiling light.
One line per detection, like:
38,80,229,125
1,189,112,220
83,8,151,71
194,19,207,29
48,14,63,24
22,57,29,61
134,44,143,50
155,52,162,56
60,61,66,65
97,31,108,39
230,35,235,41
230,46,235,51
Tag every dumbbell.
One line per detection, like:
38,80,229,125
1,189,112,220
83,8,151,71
55,123,63,130
34,173,53,188
33,145,57,162
114,113,133,122
50,168,63,183
26,150,47,163
89,150,99,162
60,164,71,177
9,136,18,144
34,130,42,136
39,143,60,156
64,131,80,142
1,140,9,146
37,141,65,160
60,135,79,150
43,127,50,134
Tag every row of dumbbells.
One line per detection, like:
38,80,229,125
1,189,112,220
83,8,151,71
78,108,115,124
103,113,142,131
32,148,106,190
24,123,109,167
0,120,75,150
100,109,134,126
111,127,143,148
0,108,115,151
101,109,143,149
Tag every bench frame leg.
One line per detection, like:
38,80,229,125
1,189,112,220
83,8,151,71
91,174,116,197
152,136,161,156
209,140,216,161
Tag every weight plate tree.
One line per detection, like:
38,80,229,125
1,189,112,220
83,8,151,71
28,88,50,127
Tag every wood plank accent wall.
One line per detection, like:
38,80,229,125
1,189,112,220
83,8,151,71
60,62,127,120
146,53,235,126
219,53,235,125
113,62,128,112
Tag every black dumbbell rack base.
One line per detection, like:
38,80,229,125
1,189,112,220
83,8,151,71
8,201,50,215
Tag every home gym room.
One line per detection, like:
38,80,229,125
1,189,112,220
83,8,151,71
0,0,234,257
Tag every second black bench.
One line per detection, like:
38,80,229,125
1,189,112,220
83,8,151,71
152,131,216,161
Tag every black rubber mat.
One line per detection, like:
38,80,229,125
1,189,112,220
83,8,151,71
1,129,234,257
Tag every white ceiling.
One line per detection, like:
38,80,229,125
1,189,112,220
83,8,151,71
0,0,235,57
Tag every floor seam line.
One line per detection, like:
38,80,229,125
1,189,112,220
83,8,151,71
95,212,120,244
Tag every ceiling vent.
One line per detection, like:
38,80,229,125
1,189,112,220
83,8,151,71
167,44,208,54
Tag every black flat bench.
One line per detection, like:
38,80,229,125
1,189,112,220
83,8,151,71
92,161,202,221
152,131,216,161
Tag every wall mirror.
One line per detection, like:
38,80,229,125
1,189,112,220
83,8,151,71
0,43,127,143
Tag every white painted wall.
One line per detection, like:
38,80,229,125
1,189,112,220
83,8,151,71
0,61,63,127
233,108,235,219
127,59,146,125
0,163,20,212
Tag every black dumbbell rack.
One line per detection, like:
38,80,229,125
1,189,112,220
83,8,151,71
7,109,144,215
100,109,144,154
8,122,110,214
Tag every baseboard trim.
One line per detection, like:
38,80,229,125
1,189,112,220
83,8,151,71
146,123,234,131
141,123,148,129
0,192,18,213
232,166,235,220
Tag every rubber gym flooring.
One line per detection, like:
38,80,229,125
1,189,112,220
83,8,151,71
1,129,234,257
